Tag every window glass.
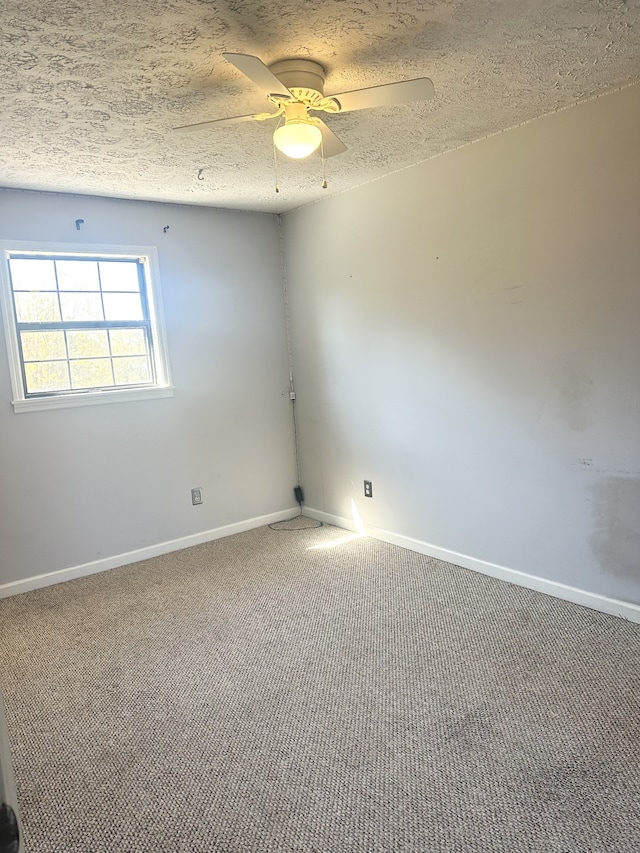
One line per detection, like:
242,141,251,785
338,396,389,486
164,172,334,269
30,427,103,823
99,261,140,292
59,292,104,322
20,330,66,361
9,259,57,291
14,292,61,323
66,330,110,358
57,260,100,292
102,292,143,322
24,361,71,394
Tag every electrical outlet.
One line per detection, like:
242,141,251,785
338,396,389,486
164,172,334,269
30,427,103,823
364,480,373,498
191,487,203,506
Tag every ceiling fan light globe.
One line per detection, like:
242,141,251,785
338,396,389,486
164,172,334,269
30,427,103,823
274,120,322,159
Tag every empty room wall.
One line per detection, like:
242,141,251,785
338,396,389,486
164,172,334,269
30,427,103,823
283,83,640,607
0,190,296,587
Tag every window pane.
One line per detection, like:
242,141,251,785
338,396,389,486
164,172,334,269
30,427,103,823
14,292,61,322
99,262,140,292
25,361,70,393
113,356,151,385
9,259,57,291
56,260,100,292
20,330,67,362
109,328,147,356
103,293,143,321
60,292,104,321
67,330,110,358
70,358,114,389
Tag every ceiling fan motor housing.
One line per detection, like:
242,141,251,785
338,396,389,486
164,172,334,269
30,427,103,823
268,59,325,97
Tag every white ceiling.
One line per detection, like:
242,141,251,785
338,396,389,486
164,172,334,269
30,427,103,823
2,0,639,214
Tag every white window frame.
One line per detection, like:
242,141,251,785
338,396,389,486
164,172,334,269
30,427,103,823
0,241,173,413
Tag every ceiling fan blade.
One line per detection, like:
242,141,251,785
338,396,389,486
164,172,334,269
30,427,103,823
223,52,292,98
316,119,347,158
173,113,262,133
332,77,435,113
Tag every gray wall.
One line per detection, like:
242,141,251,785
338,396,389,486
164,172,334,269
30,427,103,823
0,190,296,585
283,83,640,605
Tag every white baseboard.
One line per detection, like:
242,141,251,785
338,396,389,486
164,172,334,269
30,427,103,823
4,505,639,625
304,507,640,625
0,507,300,599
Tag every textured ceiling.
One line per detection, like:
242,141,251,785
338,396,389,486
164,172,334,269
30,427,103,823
1,0,639,214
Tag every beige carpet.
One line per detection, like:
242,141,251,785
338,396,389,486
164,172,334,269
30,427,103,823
0,521,639,852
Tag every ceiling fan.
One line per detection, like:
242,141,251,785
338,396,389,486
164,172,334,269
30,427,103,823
174,53,435,160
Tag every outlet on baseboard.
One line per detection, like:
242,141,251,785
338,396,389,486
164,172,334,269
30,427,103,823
191,487,203,506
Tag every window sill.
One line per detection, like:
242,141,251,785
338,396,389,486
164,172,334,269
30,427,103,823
12,385,174,413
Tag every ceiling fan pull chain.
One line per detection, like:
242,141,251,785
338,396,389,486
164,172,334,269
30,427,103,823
273,138,280,193
321,139,327,189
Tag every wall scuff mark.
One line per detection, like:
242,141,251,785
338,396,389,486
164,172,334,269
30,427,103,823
590,475,640,583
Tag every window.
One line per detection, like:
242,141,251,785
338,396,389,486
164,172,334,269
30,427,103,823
0,242,172,412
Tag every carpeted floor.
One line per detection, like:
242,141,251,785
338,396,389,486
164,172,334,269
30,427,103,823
0,520,639,853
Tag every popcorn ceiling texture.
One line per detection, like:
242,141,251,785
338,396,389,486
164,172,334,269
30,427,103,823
1,0,639,213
